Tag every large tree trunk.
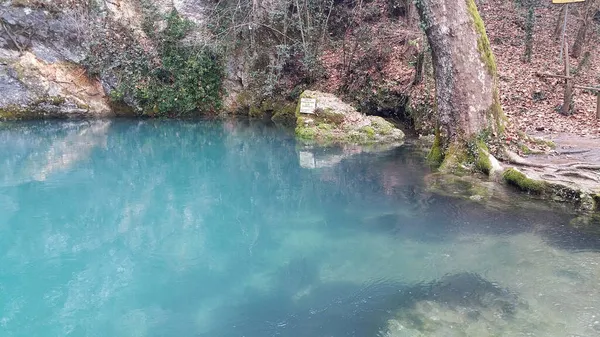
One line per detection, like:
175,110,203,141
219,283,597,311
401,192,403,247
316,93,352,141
415,0,504,170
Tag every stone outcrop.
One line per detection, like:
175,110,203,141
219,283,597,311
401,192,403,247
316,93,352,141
0,0,214,119
0,3,111,118
295,90,405,146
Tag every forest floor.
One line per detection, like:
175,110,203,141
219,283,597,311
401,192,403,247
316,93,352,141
481,1,600,200
313,0,600,204
481,1,600,139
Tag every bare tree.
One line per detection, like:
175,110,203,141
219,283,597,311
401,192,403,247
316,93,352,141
571,0,600,58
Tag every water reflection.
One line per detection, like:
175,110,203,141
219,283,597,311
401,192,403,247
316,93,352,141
0,120,599,337
0,120,110,185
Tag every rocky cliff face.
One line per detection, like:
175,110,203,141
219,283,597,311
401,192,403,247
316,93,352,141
0,2,111,118
0,0,419,120
0,0,216,119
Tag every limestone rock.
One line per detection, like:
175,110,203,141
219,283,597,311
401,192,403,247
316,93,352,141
0,4,111,119
295,90,405,146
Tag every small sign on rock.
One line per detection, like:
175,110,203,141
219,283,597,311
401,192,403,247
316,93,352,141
299,98,317,114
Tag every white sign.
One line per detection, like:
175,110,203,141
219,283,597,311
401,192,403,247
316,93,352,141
299,98,317,114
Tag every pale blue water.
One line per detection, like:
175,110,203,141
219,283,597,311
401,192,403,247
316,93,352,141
1,120,600,337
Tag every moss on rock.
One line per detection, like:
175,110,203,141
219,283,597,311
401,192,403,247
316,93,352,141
439,143,471,175
474,139,492,175
294,90,404,146
271,103,297,127
427,130,444,167
503,168,546,194
0,96,89,120
247,99,297,126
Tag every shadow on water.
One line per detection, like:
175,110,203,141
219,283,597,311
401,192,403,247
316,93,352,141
291,140,600,251
352,191,600,252
199,266,522,337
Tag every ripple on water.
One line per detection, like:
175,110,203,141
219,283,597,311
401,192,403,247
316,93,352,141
0,120,599,337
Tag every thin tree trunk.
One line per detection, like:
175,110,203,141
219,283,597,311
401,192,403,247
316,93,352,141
561,39,573,115
571,22,587,58
554,5,567,38
571,0,599,58
596,94,600,119
413,51,425,85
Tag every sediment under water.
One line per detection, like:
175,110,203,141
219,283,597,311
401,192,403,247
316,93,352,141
0,119,599,337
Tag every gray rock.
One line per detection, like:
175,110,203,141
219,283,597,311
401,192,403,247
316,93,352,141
0,66,31,106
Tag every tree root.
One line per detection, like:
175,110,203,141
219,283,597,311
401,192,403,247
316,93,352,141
504,151,600,172
503,150,547,168
555,170,600,182
556,162,600,171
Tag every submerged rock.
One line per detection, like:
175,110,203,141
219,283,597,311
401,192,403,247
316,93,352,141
384,273,524,337
295,90,405,146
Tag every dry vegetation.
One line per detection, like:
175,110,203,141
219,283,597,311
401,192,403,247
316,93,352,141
481,1,600,137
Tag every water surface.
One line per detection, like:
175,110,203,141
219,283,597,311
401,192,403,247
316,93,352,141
1,120,599,337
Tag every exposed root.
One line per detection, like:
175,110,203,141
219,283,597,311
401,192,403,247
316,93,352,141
557,163,600,171
556,149,591,155
503,150,548,168
556,170,600,182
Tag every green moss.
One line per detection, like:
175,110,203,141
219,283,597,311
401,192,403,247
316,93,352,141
235,91,252,113
361,125,376,139
249,105,264,118
439,143,469,174
465,0,507,135
76,102,91,110
294,91,403,146
519,143,532,155
318,123,333,131
474,139,492,174
502,168,546,194
0,96,70,120
527,134,556,149
295,125,318,140
466,0,497,76
0,106,20,120
33,96,66,106
490,89,506,134
427,130,444,167
271,103,297,127
346,130,366,143
370,117,394,135
299,91,317,99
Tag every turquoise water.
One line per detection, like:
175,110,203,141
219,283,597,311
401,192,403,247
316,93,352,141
1,120,600,337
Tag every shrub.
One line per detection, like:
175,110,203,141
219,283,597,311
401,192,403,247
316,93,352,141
84,9,224,117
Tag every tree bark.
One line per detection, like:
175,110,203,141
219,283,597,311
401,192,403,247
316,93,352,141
561,38,573,115
571,21,587,58
555,5,567,39
571,0,599,58
596,94,600,120
415,0,504,146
